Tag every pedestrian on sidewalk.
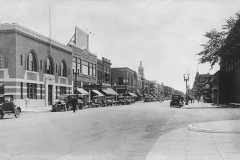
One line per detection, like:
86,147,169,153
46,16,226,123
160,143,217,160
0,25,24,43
25,97,29,109
72,97,78,113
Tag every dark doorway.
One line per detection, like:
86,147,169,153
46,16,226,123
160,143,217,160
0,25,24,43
48,85,52,105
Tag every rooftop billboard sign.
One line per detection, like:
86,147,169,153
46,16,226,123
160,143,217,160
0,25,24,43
75,27,89,49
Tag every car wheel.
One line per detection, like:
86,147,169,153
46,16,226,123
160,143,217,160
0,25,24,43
14,108,21,118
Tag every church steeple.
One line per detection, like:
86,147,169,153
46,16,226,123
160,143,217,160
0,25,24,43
138,61,145,79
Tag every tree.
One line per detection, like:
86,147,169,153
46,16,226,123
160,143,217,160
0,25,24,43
197,12,240,68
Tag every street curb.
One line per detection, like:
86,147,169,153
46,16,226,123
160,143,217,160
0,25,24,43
188,124,240,134
21,110,52,113
182,106,223,109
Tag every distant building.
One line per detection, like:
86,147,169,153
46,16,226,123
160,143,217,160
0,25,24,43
192,72,213,102
149,80,158,96
111,67,137,96
97,57,112,88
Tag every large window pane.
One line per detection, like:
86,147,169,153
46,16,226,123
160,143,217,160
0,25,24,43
27,83,37,99
46,58,53,74
61,61,66,77
72,57,77,73
82,60,88,75
0,54,4,68
77,58,81,73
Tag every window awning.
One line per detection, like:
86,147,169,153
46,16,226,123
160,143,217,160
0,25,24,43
77,88,89,95
92,90,105,97
101,88,118,96
128,92,137,97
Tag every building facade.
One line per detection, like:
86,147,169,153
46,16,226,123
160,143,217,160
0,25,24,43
0,23,73,109
97,57,111,88
192,72,213,102
70,45,97,90
111,67,137,96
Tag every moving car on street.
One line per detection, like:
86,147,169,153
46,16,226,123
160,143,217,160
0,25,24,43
170,94,184,108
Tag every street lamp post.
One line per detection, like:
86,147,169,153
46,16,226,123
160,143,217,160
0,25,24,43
73,70,79,94
183,73,189,105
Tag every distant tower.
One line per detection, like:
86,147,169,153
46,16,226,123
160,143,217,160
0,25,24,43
138,61,145,79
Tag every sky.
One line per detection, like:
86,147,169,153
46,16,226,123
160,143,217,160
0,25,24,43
1,0,240,92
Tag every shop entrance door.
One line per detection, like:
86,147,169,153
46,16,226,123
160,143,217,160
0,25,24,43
48,85,52,105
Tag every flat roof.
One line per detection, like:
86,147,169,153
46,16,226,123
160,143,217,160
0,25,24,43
0,23,72,53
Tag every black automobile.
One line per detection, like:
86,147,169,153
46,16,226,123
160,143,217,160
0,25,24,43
106,96,115,106
52,95,68,112
52,94,83,112
125,96,133,105
0,96,21,119
90,98,101,108
118,96,126,105
170,94,184,108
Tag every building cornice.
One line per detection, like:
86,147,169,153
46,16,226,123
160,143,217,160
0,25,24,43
69,43,97,57
0,23,72,53
111,67,136,74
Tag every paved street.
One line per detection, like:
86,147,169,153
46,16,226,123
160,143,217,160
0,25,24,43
1,101,240,160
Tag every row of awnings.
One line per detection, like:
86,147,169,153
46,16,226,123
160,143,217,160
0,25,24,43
76,88,118,96
76,87,140,98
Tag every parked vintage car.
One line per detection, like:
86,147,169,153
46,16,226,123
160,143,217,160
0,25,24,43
106,96,115,106
144,96,150,102
125,96,133,105
0,96,21,119
52,94,83,112
118,96,126,105
52,95,68,112
90,97,101,108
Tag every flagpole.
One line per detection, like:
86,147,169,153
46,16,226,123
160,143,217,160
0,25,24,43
49,6,52,53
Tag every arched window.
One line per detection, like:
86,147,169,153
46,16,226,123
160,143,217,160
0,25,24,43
27,52,37,71
0,54,4,68
61,61,66,77
46,57,53,74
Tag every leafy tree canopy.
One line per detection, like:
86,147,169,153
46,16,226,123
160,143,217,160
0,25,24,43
197,11,240,68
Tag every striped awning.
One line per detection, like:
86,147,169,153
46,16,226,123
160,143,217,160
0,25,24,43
77,88,89,95
92,90,105,97
101,88,118,96
128,92,137,97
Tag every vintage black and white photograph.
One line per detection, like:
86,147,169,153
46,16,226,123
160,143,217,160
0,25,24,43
0,0,240,159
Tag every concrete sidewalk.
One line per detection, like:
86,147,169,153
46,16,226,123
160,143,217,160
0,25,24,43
146,117,240,160
146,120,240,160
182,101,240,109
21,107,52,113
189,120,240,134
